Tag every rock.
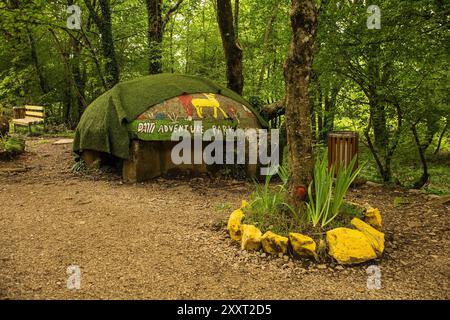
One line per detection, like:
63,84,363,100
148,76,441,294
52,139,74,145
289,233,317,259
326,228,377,265
365,181,383,188
317,264,327,270
335,265,344,271
283,255,290,262
240,224,262,251
425,194,441,201
351,218,385,257
364,207,382,230
437,195,450,205
260,231,289,255
227,208,245,241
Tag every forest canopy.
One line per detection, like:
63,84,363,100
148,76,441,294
0,0,448,191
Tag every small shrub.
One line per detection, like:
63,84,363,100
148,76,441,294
0,134,25,153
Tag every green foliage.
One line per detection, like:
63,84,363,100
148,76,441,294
215,203,231,212
306,153,365,228
393,197,410,208
306,155,334,227
243,164,303,236
0,0,447,193
0,134,25,156
71,159,89,173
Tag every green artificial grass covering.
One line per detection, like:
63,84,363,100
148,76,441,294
73,73,267,159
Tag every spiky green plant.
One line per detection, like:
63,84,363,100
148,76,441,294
307,153,365,228
306,155,334,227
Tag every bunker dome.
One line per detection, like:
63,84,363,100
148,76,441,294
73,73,268,182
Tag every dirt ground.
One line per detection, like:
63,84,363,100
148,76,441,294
0,137,449,300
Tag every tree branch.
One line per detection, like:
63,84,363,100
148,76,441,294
163,0,183,30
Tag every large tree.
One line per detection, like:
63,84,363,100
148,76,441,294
145,0,183,74
284,0,317,206
216,0,243,95
84,0,120,89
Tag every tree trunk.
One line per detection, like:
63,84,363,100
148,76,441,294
321,86,339,143
434,118,448,154
234,0,239,39
411,124,431,189
69,35,87,125
98,0,119,87
84,0,120,88
217,0,244,95
284,0,317,206
145,0,164,74
27,30,48,94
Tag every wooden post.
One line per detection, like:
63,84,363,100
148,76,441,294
328,131,359,173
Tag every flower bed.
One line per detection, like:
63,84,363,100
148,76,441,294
227,200,384,265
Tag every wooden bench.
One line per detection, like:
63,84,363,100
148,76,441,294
12,105,45,135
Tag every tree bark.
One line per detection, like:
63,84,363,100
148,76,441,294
145,0,163,74
321,85,339,143
84,0,120,88
411,124,432,189
27,31,48,94
217,0,243,95
434,118,448,154
145,0,183,74
284,0,317,206
234,0,239,39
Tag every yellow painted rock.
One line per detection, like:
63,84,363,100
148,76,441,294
351,217,385,257
261,231,289,254
240,224,262,251
227,208,245,241
365,207,382,229
326,228,377,265
289,233,317,258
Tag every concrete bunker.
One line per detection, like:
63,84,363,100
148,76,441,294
73,74,268,183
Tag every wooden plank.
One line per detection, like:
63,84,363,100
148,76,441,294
336,137,341,173
327,134,332,169
25,105,44,111
12,117,43,125
355,132,359,169
25,111,44,118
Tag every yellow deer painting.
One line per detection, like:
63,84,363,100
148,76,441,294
191,94,229,119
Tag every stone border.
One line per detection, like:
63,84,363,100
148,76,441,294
227,201,384,265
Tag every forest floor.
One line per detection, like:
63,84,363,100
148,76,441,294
0,137,449,299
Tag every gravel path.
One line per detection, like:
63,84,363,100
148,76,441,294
0,138,448,299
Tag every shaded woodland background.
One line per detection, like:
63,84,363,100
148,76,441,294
0,0,448,193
